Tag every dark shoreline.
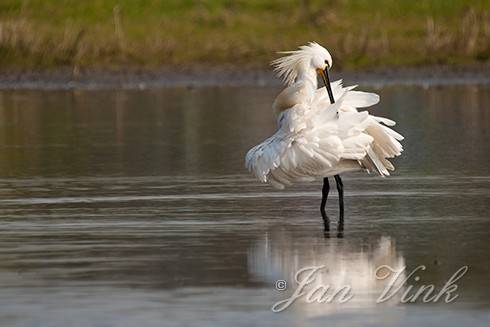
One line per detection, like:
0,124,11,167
1,65,490,90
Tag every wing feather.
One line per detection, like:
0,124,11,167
245,79,404,187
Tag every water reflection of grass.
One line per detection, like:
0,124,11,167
0,0,489,70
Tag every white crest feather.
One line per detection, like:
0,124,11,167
271,42,332,86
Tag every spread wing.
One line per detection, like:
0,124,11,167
245,80,404,189
245,105,342,189
245,91,373,189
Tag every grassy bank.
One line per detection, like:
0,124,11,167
0,0,489,70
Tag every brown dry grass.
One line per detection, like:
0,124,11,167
0,1,489,70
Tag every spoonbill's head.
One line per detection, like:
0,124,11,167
272,42,335,103
271,42,332,86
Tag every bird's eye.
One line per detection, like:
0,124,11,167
324,60,330,68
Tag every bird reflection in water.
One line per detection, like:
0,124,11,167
248,231,406,315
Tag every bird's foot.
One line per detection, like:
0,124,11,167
321,214,330,232
336,219,344,238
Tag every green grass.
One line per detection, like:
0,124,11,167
0,0,489,70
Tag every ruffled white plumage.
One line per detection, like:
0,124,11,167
245,80,404,189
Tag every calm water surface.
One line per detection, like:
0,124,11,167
0,84,489,326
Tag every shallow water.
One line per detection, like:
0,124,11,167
0,84,489,326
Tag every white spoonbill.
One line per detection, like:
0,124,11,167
245,42,404,232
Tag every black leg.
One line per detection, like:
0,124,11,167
320,177,330,231
334,174,344,232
